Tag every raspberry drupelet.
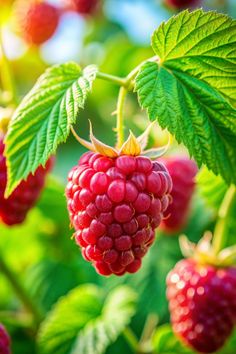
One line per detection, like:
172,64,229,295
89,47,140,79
0,134,53,226
167,259,236,353
66,152,172,276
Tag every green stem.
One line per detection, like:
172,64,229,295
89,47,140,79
213,184,236,254
96,72,128,88
0,311,32,328
116,86,127,149
97,56,158,90
140,313,158,345
0,26,18,106
0,256,42,328
123,327,139,353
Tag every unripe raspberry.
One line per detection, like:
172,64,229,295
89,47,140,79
0,133,53,226
160,157,197,234
0,324,11,354
167,259,236,353
66,152,172,276
66,0,99,15
13,0,60,45
164,0,199,9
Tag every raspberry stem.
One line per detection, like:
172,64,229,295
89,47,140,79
0,255,42,328
96,72,128,88
213,184,236,255
123,327,139,352
97,56,159,149
116,86,127,148
0,27,18,106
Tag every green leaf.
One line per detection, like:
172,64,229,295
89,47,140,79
5,63,97,196
37,285,137,354
152,10,236,107
135,10,236,184
153,325,194,353
197,167,227,211
25,259,80,312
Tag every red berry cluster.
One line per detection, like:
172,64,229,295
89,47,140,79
0,324,11,354
66,152,172,276
164,0,199,9
0,134,53,226
160,157,197,234
68,0,99,14
167,259,236,353
14,1,60,45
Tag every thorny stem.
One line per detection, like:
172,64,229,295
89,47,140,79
97,56,158,149
213,184,236,255
0,26,18,106
0,255,42,329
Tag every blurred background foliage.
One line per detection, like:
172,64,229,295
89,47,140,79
0,0,235,353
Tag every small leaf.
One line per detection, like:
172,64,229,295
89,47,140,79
179,235,196,259
71,126,95,152
89,121,118,158
135,10,236,184
218,245,236,266
37,285,137,354
120,131,141,156
137,121,156,150
142,136,170,159
5,63,97,196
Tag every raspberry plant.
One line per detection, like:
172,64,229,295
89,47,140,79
0,5,236,354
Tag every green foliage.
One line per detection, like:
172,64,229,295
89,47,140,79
37,285,137,354
152,10,236,107
135,10,236,184
153,324,193,353
25,260,80,312
197,167,227,211
197,169,236,248
5,63,97,196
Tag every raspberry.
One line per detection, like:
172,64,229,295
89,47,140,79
66,152,172,276
0,324,11,354
14,0,60,45
0,134,53,226
67,0,99,15
164,0,199,9
160,157,197,234
167,259,236,353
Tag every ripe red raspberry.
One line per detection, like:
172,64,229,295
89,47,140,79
0,134,53,226
66,0,99,15
0,324,11,354
164,0,199,9
167,259,236,353
66,152,172,276
160,157,197,234
14,0,60,45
